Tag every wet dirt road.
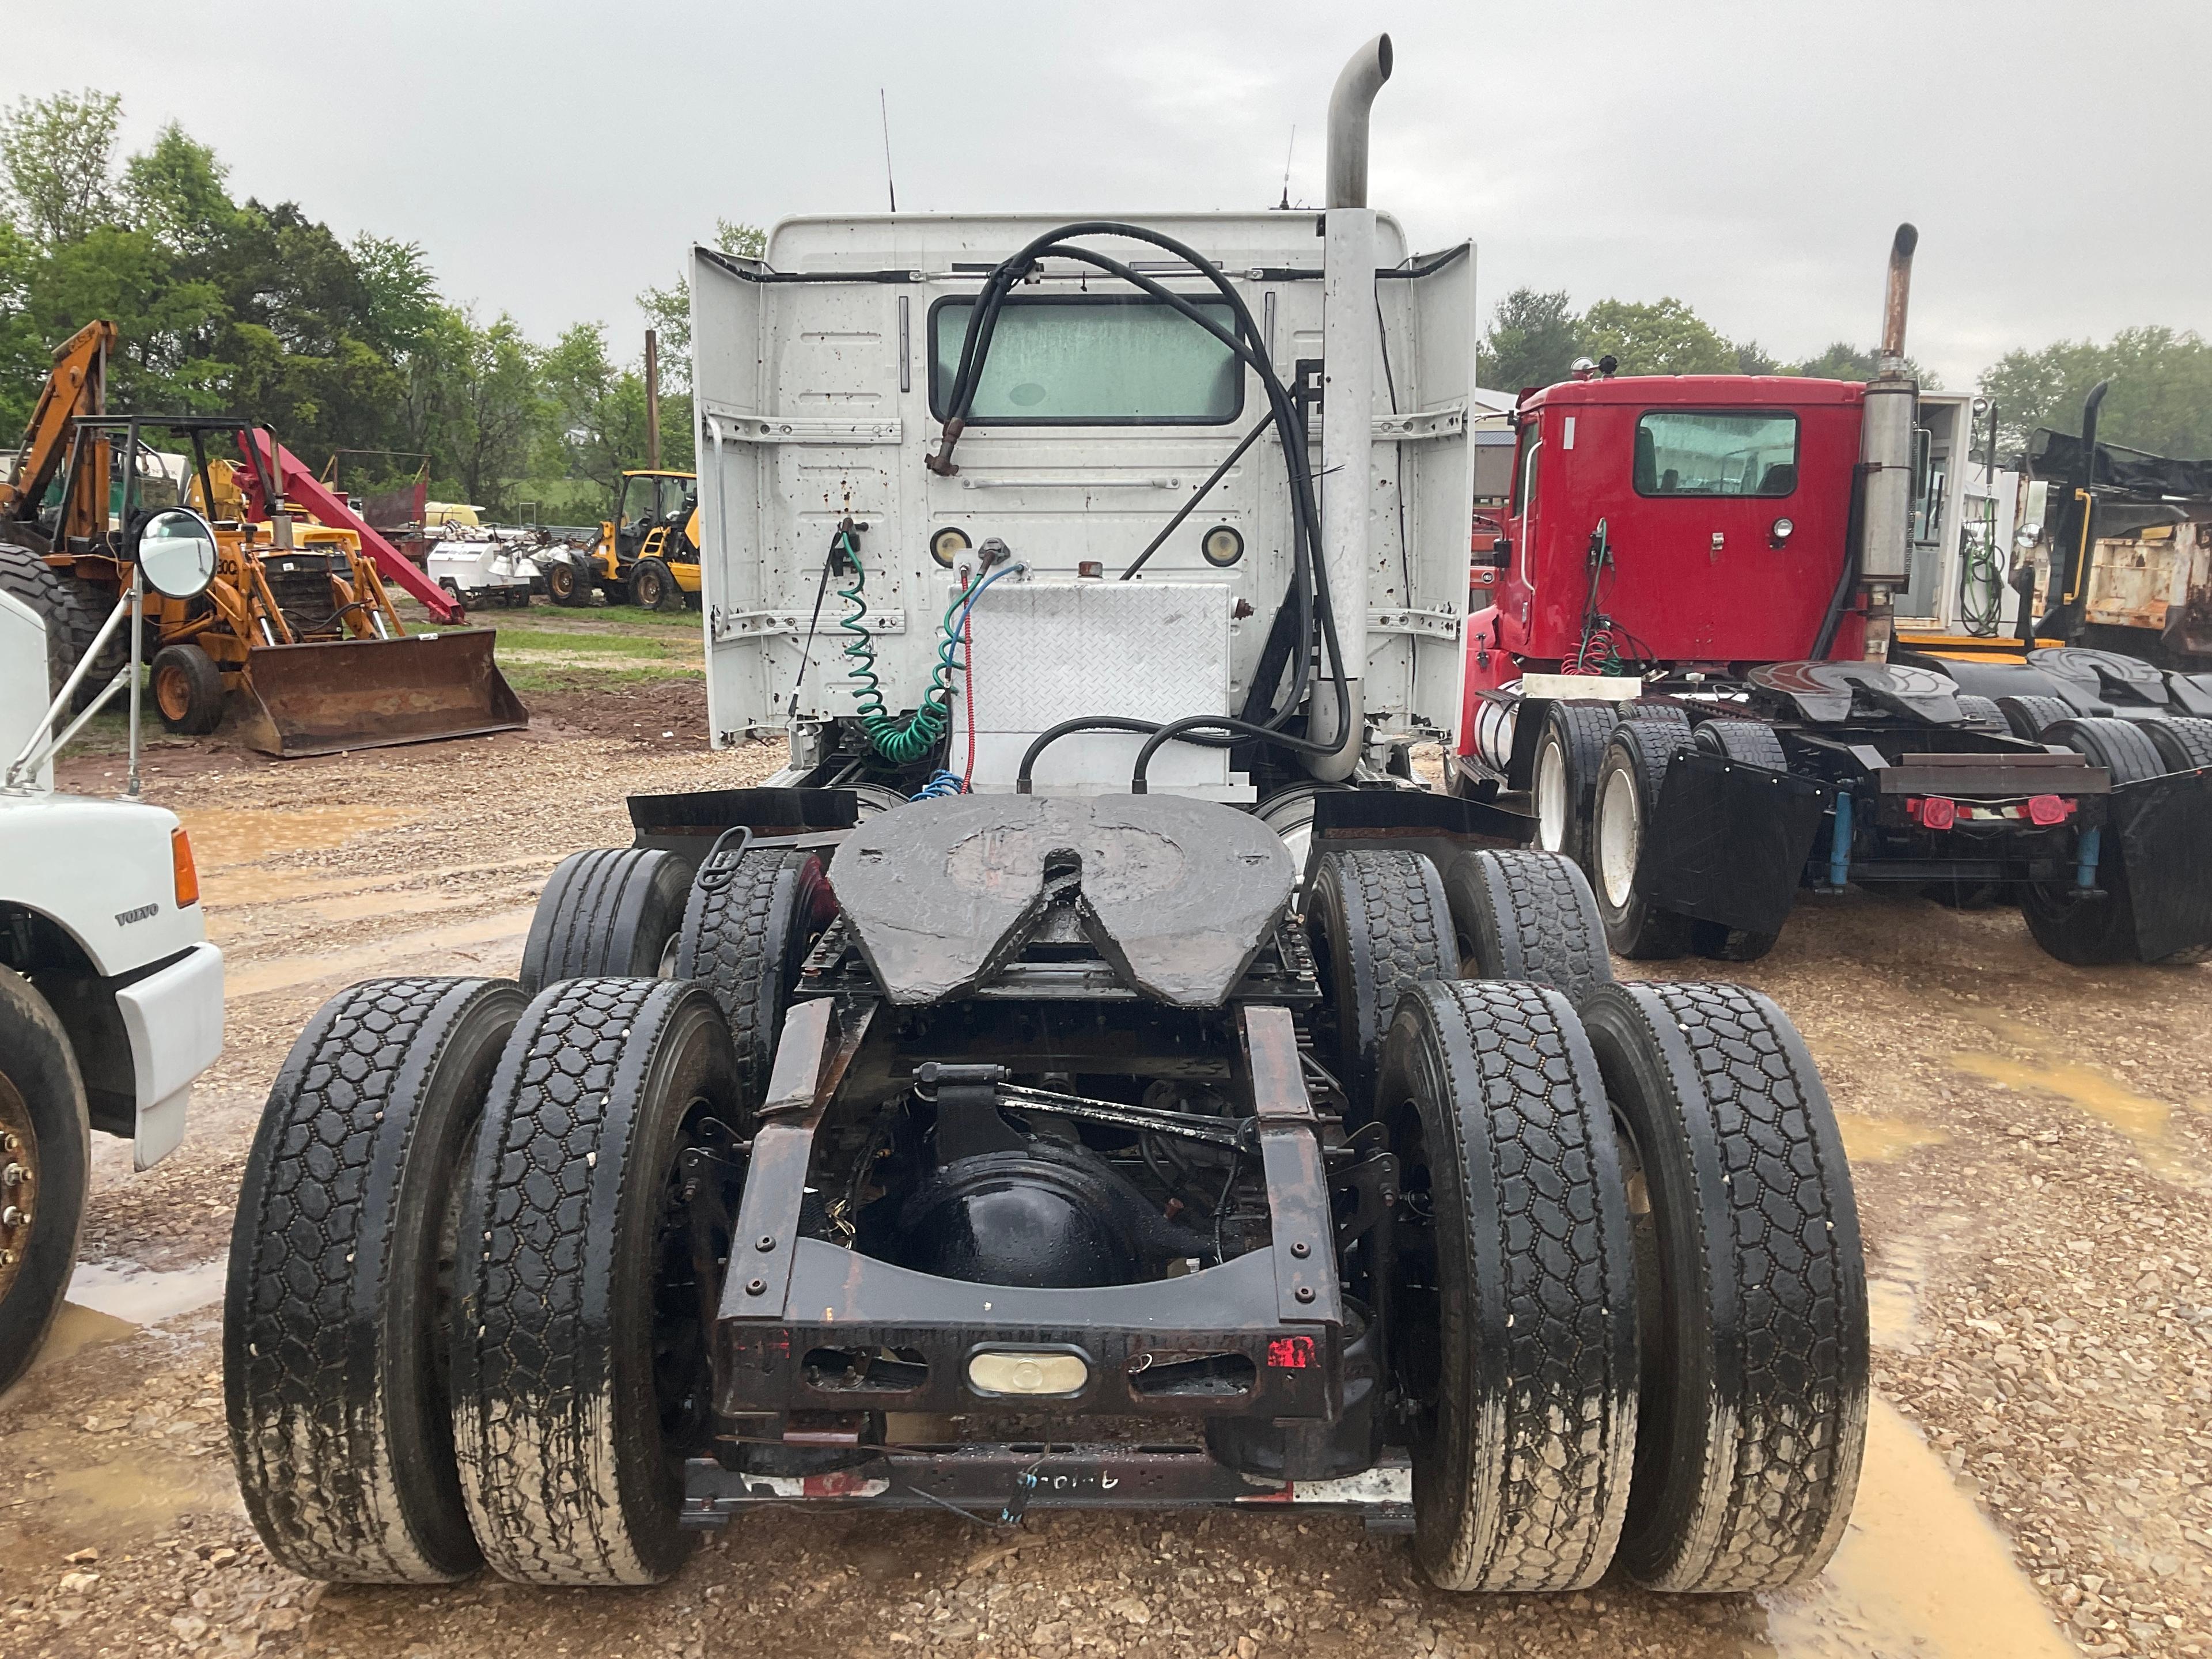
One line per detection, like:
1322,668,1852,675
4,715,2208,1659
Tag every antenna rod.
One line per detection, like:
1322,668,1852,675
1278,124,1296,210
880,88,897,213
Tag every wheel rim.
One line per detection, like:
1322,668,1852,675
1535,741,1570,852
154,662,191,722
0,1074,39,1306
1597,766,1641,908
637,569,661,607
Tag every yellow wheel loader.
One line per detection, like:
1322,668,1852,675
1,328,524,757
549,468,701,611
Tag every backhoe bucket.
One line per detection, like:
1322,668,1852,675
236,630,528,758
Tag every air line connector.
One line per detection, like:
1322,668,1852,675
925,416,964,476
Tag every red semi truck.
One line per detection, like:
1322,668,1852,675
1455,228,2212,965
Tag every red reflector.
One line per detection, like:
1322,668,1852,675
1916,796,1957,831
1267,1336,1315,1369
2027,793,2073,825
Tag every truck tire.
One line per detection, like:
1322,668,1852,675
1997,694,2075,741
1377,980,1637,1593
1951,693,2005,730
630,557,681,613
1620,701,1692,738
1588,721,1694,960
452,979,738,1586
673,848,836,1108
0,543,77,699
1442,849,1614,1009
520,848,694,995
2144,716,2212,773
1532,702,1613,866
225,977,524,1582
1579,982,1868,1593
0,967,90,1397
1691,718,1786,771
2022,717,2193,964
151,642,226,736
1307,850,1453,1121
545,556,591,608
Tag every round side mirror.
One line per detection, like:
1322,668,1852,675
136,508,220,600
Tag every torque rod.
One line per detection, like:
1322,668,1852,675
912,1065,1252,1151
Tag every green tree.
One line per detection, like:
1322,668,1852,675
1480,287,1581,392
121,123,234,255
0,89,120,247
350,233,439,357
1577,297,1736,377
1978,326,2212,459
637,219,767,387
418,310,547,512
542,321,647,498
1781,342,1937,388
1733,340,1781,376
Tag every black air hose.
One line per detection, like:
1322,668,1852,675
927,222,1352,791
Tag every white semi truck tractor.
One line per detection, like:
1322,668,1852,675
224,37,1869,1608
0,512,226,1392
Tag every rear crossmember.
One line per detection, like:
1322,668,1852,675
681,1445,1414,1532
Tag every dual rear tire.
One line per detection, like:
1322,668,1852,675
1380,969,1866,1594
227,975,745,1587
231,841,824,1586
1330,851,1866,1593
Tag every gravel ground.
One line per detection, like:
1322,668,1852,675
3,702,2207,1659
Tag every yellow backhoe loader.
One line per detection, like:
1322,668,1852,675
0,327,525,757
547,468,700,611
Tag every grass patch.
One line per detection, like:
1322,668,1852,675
596,604,707,630
502,662,700,692
494,628,681,658
479,603,703,634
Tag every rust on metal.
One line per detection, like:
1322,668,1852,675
1236,1005,1340,1328
235,631,527,758
722,997,876,1320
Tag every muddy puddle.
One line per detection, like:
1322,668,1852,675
176,802,422,872
68,1256,229,1325
1866,1237,1932,1354
222,906,536,999
1836,1112,1950,1164
1760,1400,2074,1658
1949,1009,2201,1185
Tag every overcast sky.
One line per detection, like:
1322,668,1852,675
7,1,2206,391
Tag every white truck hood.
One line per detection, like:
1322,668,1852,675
0,789,207,976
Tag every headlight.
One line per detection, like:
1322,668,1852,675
1201,524,1244,567
1770,517,1795,544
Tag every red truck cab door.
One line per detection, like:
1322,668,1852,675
1493,380,1864,668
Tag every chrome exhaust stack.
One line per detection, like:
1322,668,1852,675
1307,34,1393,781
1854,223,1919,659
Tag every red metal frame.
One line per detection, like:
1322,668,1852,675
233,429,464,623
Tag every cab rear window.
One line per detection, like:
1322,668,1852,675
928,294,1242,425
1634,410,1800,497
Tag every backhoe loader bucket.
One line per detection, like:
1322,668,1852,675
236,630,527,758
